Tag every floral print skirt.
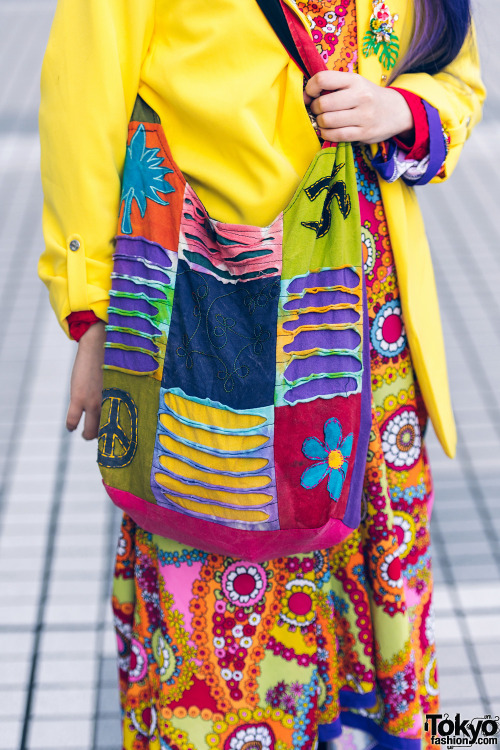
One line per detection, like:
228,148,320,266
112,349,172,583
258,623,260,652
112,148,438,750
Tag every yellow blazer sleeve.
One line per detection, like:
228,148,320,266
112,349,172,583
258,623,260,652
38,0,155,335
391,23,486,181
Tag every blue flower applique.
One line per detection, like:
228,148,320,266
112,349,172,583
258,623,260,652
300,417,353,501
120,123,175,234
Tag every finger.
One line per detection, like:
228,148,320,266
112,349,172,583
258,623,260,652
319,126,363,143
305,70,353,100
82,404,102,441
316,109,361,132
303,89,313,107
66,399,84,432
310,89,357,116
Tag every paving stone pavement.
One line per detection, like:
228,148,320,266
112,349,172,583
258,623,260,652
0,0,499,748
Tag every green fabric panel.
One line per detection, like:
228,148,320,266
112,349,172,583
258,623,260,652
282,143,361,280
99,369,159,504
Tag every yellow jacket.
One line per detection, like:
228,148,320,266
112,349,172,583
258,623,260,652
38,0,485,458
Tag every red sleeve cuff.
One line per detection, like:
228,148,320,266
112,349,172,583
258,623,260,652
67,311,102,342
390,88,430,161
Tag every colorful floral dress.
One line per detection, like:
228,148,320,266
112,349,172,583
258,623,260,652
111,2,438,748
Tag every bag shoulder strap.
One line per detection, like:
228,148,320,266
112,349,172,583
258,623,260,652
254,0,307,73
255,0,327,77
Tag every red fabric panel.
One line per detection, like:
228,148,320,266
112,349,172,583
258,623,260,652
67,310,101,341
391,88,430,161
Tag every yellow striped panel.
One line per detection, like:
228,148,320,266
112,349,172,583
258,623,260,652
160,413,269,452
164,391,267,431
162,494,270,523
158,434,269,473
159,455,271,490
154,474,272,506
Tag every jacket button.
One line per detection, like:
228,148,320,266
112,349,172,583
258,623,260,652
69,240,80,252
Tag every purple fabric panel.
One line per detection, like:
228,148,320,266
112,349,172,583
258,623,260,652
106,330,159,353
284,354,361,381
283,328,361,353
283,290,358,310
283,309,359,330
111,296,159,317
112,278,167,300
284,376,358,403
408,101,446,186
287,267,360,293
115,236,173,267
108,312,158,336
343,270,372,529
113,257,172,284
104,348,158,373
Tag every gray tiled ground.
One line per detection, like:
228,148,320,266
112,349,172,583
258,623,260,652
0,0,499,748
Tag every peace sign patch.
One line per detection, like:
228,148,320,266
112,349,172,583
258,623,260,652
98,389,138,469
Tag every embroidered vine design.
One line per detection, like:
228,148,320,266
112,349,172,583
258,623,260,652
175,270,279,394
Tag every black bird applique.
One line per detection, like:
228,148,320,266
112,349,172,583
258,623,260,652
301,163,351,238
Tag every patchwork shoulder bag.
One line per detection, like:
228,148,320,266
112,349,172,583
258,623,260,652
97,0,371,562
